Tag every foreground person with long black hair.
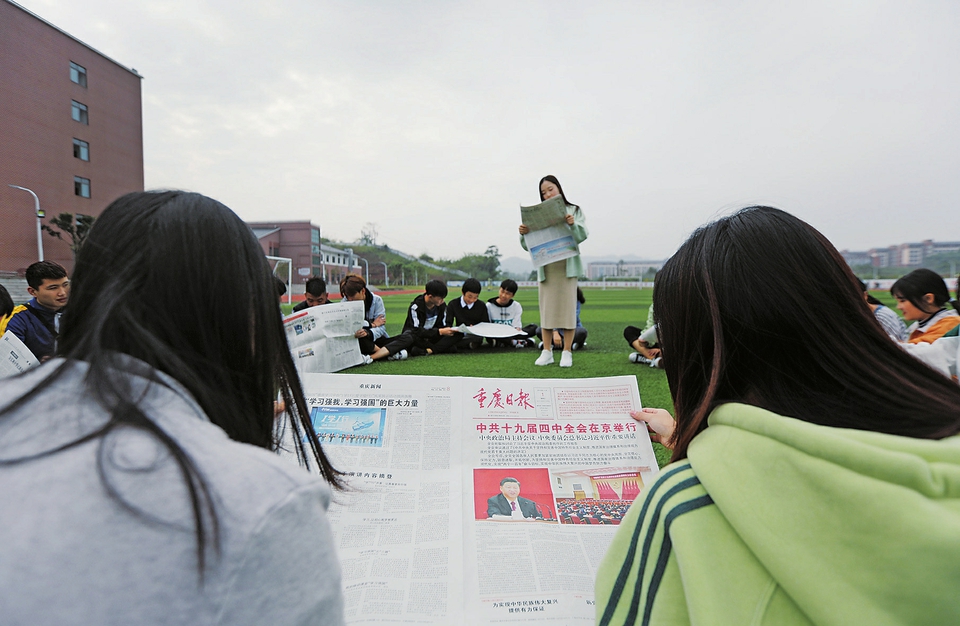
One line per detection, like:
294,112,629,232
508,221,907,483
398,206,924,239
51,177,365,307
596,206,960,625
0,191,344,624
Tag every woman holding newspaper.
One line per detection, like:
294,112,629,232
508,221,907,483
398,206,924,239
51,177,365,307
518,175,588,368
596,206,960,625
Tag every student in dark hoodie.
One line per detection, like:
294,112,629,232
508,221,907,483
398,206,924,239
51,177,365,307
366,280,458,361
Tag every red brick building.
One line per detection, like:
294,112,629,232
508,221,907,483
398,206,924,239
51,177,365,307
248,221,362,286
0,0,144,273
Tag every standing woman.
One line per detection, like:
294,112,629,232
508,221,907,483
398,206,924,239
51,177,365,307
519,175,588,367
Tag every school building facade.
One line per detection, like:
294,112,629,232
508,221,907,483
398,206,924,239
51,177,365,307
0,0,144,273
841,240,960,268
248,221,362,287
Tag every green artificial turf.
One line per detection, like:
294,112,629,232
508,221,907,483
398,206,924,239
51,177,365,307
290,287,674,467
283,286,913,469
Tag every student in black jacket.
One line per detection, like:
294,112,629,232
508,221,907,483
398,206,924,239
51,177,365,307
367,280,458,361
443,278,489,350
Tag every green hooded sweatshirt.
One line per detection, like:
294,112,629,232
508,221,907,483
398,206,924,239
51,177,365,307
596,403,960,625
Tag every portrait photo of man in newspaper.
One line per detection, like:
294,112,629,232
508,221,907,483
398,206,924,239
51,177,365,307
474,468,556,522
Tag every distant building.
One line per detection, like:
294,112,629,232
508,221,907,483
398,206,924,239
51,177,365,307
0,0,143,272
841,239,960,268
587,261,662,280
248,221,362,286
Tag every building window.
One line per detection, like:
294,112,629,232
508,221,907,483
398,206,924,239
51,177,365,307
71,100,88,125
70,62,87,87
73,139,89,161
74,176,91,198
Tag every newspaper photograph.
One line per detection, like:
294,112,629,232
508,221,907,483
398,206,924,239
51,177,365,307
298,373,659,624
0,331,40,379
520,195,579,268
284,300,365,373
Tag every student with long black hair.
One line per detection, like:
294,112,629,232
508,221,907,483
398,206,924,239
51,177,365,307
518,175,588,367
597,206,960,625
891,268,960,344
0,191,344,624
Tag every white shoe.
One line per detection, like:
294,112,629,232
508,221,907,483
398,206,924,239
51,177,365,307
559,351,573,367
361,355,373,365
389,349,408,361
629,352,653,365
534,350,554,366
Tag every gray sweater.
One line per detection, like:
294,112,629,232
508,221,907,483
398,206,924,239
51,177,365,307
0,359,344,625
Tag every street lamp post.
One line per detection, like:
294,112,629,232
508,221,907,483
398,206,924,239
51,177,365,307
9,185,44,261
379,261,388,288
357,256,369,284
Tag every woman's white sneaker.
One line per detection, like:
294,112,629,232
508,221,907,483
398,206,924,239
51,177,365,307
559,351,573,367
534,350,554,366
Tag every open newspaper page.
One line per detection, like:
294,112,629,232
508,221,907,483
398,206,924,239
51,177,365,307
0,331,40,378
457,322,527,339
284,301,365,373
300,373,658,624
520,195,579,268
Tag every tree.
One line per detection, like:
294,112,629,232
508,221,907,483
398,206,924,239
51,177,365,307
42,212,95,260
451,245,501,281
922,252,960,277
359,222,379,245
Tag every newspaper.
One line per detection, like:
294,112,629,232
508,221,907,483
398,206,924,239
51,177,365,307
300,373,658,624
456,322,527,339
284,301,365,373
0,331,40,378
520,195,579,268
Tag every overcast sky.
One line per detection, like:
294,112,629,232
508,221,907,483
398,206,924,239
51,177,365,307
20,0,960,262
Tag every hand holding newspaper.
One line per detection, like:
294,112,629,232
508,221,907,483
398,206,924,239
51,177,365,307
0,331,40,378
520,195,579,268
294,373,660,624
283,300,365,373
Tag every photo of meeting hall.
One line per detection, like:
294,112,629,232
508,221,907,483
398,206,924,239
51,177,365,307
552,467,654,525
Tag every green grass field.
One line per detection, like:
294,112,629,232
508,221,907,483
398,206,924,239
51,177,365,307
285,286,908,468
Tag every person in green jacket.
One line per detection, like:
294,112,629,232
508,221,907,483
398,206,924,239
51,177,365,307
596,206,960,626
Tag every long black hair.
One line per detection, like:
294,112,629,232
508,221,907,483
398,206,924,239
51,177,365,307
0,284,13,319
0,190,341,574
654,206,960,460
891,268,960,315
539,175,581,213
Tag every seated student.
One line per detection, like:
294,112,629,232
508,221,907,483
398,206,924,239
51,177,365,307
486,279,527,348
858,279,907,341
901,327,960,382
340,275,389,361
535,288,588,351
367,279,458,361
292,276,330,312
0,191,343,624
443,278,489,350
891,268,960,344
597,206,960,625
6,261,70,361
0,284,14,335
624,302,662,366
